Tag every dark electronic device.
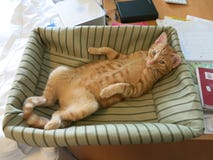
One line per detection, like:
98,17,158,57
115,0,158,23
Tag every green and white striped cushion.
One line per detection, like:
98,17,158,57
3,26,204,147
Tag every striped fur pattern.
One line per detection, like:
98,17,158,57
22,32,181,130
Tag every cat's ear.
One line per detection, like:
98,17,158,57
155,32,167,45
172,53,181,68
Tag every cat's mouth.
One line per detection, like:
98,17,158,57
146,59,156,68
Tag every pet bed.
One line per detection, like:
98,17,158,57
3,26,204,147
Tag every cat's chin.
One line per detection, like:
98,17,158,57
146,60,154,68
146,65,157,70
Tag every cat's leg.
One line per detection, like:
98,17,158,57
88,47,122,60
88,47,143,60
100,82,142,99
22,96,50,128
44,88,99,130
22,66,71,128
44,102,99,130
23,95,57,128
44,101,98,130
23,94,57,118
23,80,57,120
100,83,132,98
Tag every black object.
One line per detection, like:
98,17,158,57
115,0,158,23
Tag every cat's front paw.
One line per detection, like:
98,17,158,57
100,88,111,99
88,47,99,55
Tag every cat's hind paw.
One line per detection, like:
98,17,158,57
23,96,47,119
44,119,61,130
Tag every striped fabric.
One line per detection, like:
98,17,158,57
3,26,204,147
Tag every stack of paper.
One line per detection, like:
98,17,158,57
157,15,213,62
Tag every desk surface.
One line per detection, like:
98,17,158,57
104,0,213,24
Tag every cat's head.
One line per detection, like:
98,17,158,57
146,32,181,74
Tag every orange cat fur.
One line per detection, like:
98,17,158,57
22,32,181,130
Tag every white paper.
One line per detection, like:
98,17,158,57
204,113,213,134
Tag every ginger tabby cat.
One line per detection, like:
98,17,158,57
22,32,181,130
